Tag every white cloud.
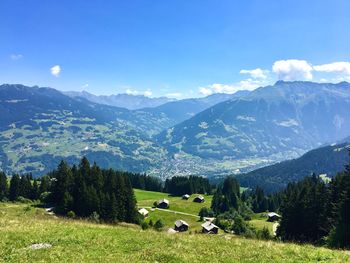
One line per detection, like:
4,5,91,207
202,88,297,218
240,68,268,79
313,62,350,75
143,90,152,97
10,54,23,60
125,89,139,95
166,92,183,99
50,65,61,77
199,87,213,96
272,59,313,81
81,83,89,89
199,78,266,96
125,88,153,97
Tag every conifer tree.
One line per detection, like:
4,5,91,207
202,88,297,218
9,174,20,201
0,172,8,200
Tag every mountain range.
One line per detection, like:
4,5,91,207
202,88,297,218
236,138,350,192
64,90,175,110
156,81,350,161
1,81,349,183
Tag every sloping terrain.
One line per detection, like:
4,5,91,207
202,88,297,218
64,90,175,110
237,140,350,192
156,81,350,160
0,84,168,175
1,203,349,263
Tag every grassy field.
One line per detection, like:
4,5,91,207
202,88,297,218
1,203,350,263
134,189,276,234
134,189,213,232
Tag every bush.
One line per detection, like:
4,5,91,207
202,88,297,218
16,196,32,204
232,216,249,235
199,207,215,218
39,192,51,203
67,210,76,218
23,205,32,212
89,211,100,223
148,219,154,227
153,201,158,208
141,221,149,230
154,219,165,231
256,227,271,240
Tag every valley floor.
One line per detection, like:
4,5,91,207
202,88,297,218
0,203,349,263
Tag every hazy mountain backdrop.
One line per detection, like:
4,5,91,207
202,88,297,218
1,81,350,181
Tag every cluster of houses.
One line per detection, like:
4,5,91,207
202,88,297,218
137,194,281,235
137,193,220,234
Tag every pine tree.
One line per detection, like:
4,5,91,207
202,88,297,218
9,174,20,201
0,172,8,200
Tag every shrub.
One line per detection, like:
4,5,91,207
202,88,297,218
23,205,32,212
39,192,51,203
148,219,154,227
16,196,32,204
199,207,214,218
153,201,158,207
257,227,271,240
232,216,249,235
154,219,165,231
67,210,76,218
89,212,100,223
141,221,149,230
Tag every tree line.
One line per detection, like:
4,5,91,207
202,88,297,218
277,167,350,248
164,175,212,196
0,158,140,224
207,154,350,248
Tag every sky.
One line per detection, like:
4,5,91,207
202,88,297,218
1,0,350,98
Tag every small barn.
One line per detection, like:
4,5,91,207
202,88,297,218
138,208,149,217
174,220,189,232
157,199,170,209
267,212,281,222
201,221,219,234
193,195,205,203
182,194,190,200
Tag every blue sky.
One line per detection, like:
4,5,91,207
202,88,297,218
1,0,350,98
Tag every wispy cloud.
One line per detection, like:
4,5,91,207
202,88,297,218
50,65,61,77
10,54,23,60
240,68,268,79
166,92,182,99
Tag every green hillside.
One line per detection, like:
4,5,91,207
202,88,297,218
1,203,349,263
135,189,214,231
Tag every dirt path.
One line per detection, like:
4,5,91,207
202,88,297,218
144,207,200,218
273,222,279,236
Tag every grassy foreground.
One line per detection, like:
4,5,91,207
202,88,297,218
1,203,350,263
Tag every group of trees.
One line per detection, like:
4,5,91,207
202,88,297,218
127,172,163,192
164,175,211,196
1,157,140,224
241,187,282,213
277,166,350,248
50,157,138,223
0,171,49,202
211,176,240,214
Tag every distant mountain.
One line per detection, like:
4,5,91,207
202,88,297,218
0,84,168,175
236,140,350,192
64,90,175,110
143,91,250,126
156,81,350,162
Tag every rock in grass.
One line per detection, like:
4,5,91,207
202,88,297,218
28,243,52,250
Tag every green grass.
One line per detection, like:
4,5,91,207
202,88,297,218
135,189,213,215
134,189,213,231
134,189,276,234
1,203,349,263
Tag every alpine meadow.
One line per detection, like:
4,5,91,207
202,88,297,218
1,1,350,262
